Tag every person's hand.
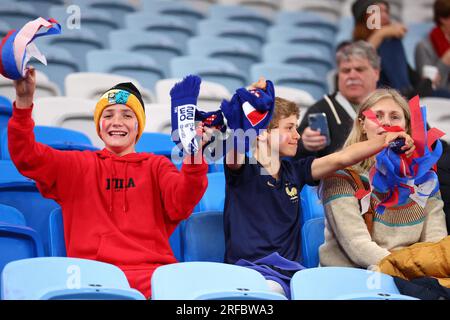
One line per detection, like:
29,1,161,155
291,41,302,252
196,122,216,149
14,67,36,109
301,127,328,152
432,72,441,88
382,131,415,157
382,23,407,39
441,49,450,66
249,76,267,90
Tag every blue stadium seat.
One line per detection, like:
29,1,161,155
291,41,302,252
0,203,26,226
0,160,60,256
125,12,195,50
30,46,80,94
251,63,327,100
209,4,273,32
207,156,224,173
300,185,324,225
300,217,324,268
17,0,65,18
1,126,98,160
135,132,174,158
86,50,164,92
194,172,225,212
276,11,338,40
0,205,45,292
268,23,334,43
335,16,354,47
0,20,11,37
48,207,66,257
1,257,146,300
48,206,184,263
151,261,287,300
171,56,248,93
267,26,334,57
0,1,38,30
141,0,206,27
109,29,183,78
197,19,265,52
169,224,184,262
183,210,224,262
263,42,333,75
188,36,259,74
404,22,434,69
40,27,104,72
290,267,418,300
48,6,119,48
83,0,137,23
0,99,12,150
237,0,280,16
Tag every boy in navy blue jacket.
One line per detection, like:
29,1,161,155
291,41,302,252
223,78,415,298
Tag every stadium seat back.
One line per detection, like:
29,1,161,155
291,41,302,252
1,257,145,300
300,185,325,224
65,72,154,104
155,78,231,112
135,132,174,158
151,261,287,300
141,0,206,27
48,207,66,257
0,203,26,226
87,50,164,92
0,1,38,30
183,210,225,262
290,267,418,300
251,63,327,100
300,217,325,268
171,56,247,93
194,172,225,213
1,126,98,160
209,4,273,31
197,19,264,52
188,36,259,74
0,160,60,256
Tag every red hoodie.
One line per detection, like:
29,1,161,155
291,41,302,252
8,105,208,298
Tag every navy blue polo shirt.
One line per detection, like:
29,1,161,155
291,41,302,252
224,156,317,264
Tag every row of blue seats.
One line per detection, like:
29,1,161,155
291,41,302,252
1,203,413,300
1,256,415,300
1,0,341,38
0,163,322,266
1,1,338,97
0,100,224,170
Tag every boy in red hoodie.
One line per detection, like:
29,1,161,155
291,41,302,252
8,68,209,298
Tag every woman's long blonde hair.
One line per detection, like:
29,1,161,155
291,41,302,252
343,88,411,173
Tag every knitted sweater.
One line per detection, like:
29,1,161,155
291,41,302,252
319,169,448,268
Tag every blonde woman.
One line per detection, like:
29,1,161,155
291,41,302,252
319,88,448,268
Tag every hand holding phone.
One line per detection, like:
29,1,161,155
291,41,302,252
308,113,331,147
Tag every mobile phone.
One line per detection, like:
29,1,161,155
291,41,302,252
308,113,330,147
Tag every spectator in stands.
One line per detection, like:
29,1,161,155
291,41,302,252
319,88,448,268
437,140,450,233
352,0,450,98
415,0,450,92
224,80,415,298
295,40,380,159
8,68,211,299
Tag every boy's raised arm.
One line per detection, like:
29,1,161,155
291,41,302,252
310,131,415,180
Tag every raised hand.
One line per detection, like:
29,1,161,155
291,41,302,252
14,67,36,109
302,127,328,152
382,131,415,157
